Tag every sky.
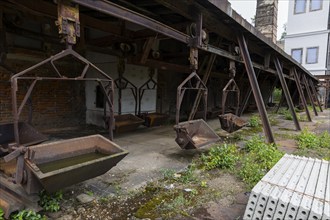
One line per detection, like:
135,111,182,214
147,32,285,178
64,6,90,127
228,0,289,40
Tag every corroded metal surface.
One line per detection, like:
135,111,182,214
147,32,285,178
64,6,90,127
174,119,220,149
114,114,144,133
24,135,128,193
0,122,47,154
219,113,247,133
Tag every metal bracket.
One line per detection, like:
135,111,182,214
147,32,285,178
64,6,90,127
56,0,80,46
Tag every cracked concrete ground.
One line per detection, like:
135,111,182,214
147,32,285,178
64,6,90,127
41,108,329,219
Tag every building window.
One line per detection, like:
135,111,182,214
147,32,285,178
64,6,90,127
310,0,322,11
291,48,303,63
294,0,307,14
306,47,319,64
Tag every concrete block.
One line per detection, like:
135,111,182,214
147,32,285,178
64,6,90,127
322,201,330,220
285,192,304,220
252,183,273,220
263,186,283,219
309,160,328,220
322,162,330,220
296,159,322,219
243,154,290,220
243,181,267,220
310,199,324,220
252,155,293,219
244,155,329,220
273,157,308,220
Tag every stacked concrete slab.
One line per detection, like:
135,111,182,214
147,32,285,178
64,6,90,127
243,154,330,220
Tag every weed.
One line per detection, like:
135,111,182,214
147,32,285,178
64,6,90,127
162,193,191,213
273,88,282,103
200,181,208,188
248,115,261,127
99,196,109,204
161,169,176,180
269,116,279,126
177,164,198,184
319,131,330,148
201,144,239,170
296,128,319,149
38,190,62,212
0,208,3,220
239,136,284,189
296,128,330,149
11,210,47,220
85,190,94,196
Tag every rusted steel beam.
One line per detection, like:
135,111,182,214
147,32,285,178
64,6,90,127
237,34,274,143
238,70,260,116
72,0,189,44
274,57,301,131
309,78,323,112
265,76,279,107
140,37,156,64
302,74,318,116
275,90,285,113
292,68,311,121
325,80,330,109
4,0,133,39
72,0,280,76
128,58,190,73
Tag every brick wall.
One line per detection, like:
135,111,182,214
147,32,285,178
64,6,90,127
0,59,85,129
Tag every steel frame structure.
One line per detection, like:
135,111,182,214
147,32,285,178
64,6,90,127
11,48,115,145
3,0,321,144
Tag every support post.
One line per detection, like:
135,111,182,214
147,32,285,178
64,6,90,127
325,79,330,109
275,90,285,113
309,78,323,112
302,74,318,116
238,70,260,116
292,68,311,121
274,57,301,131
237,34,274,143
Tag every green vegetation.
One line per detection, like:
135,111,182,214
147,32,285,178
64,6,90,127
135,187,197,219
293,128,330,160
201,144,239,170
248,115,261,127
11,210,47,220
0,208,4,220
199,136,284,189
161,165,197,184
240,136,284,189
273,88,282,103
296,128,330,149
38,190,62,212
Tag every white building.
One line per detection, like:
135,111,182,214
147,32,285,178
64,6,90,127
285,0,330,76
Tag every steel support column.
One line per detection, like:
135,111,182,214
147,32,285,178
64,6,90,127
309,78,323,112
237,34,274,143
325,80,330,109
238,70,260,116
302,74,318,116
274,57,301,131
265,77,279,106
292,68,311,122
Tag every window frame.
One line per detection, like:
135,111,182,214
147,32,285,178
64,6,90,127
291,48,303,64
309,0,323,11
294,0,307,14
306,47,319,64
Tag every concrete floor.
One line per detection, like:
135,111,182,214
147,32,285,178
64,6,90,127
45,108,329,219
